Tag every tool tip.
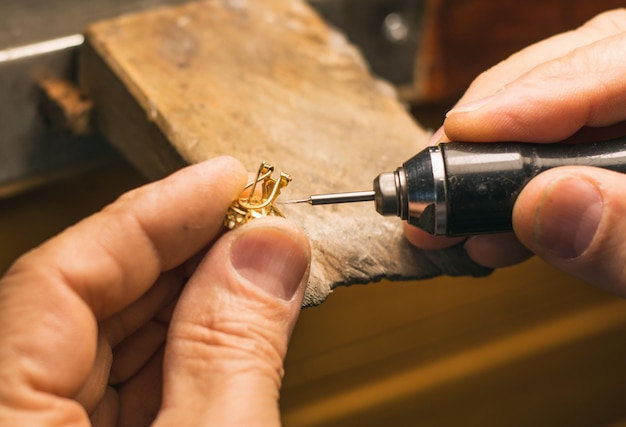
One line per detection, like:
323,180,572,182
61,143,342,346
279,198,311,205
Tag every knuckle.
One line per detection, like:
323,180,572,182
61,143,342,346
171,317,285,379
582,8,626,34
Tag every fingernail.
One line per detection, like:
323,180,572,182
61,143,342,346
534,177,603,259
446,87,504,117
230,226,309,301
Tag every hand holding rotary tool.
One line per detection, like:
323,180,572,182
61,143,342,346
285,138,626,237
290,9,626,300
406,9,626,287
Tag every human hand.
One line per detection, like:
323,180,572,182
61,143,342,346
0,156,311,426
406,9,626,296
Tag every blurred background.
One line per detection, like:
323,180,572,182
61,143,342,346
2,0,626,425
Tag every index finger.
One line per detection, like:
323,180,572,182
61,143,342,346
450,9,626,109
6,156,247,320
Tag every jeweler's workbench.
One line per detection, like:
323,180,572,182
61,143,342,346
79,0,490,306
3,0,626,425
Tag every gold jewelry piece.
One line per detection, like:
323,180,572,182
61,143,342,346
224,162,292,229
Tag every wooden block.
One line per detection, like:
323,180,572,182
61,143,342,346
80,0,490,306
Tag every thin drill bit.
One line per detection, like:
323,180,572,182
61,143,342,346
281,190,375,205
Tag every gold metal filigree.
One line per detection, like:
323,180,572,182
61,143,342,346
224,162,292,229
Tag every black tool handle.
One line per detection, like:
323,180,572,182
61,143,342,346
441,138,626,236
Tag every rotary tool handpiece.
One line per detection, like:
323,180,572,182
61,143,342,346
374,138,626,236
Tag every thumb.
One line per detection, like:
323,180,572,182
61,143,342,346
153,217,310,426
513,166,626,296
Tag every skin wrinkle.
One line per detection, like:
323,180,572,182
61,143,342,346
165,335,284,401
115,206,165,275
0,266,98,400
75,234,147,321
588,54,626,125
586,8,626,33
528,34,626,129
554,39,620,126
162,260,298,400
170,316,286,379
490,94,536,141
106,201,169,274
0,384,89,425
168,260,294,373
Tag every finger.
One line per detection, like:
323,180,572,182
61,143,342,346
153,217,311,426
9,156,246,321
403,222,464,250
100,269,182,348
74,334,113,414
464,234,533,268
416,10,626,257
83,271,180,413
448,9,626,109
444,10,626,142
513,166,626,296
117,347,164,427
0,267,95,421
109,320,168,385
0,157,246,422
90,387,118,427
